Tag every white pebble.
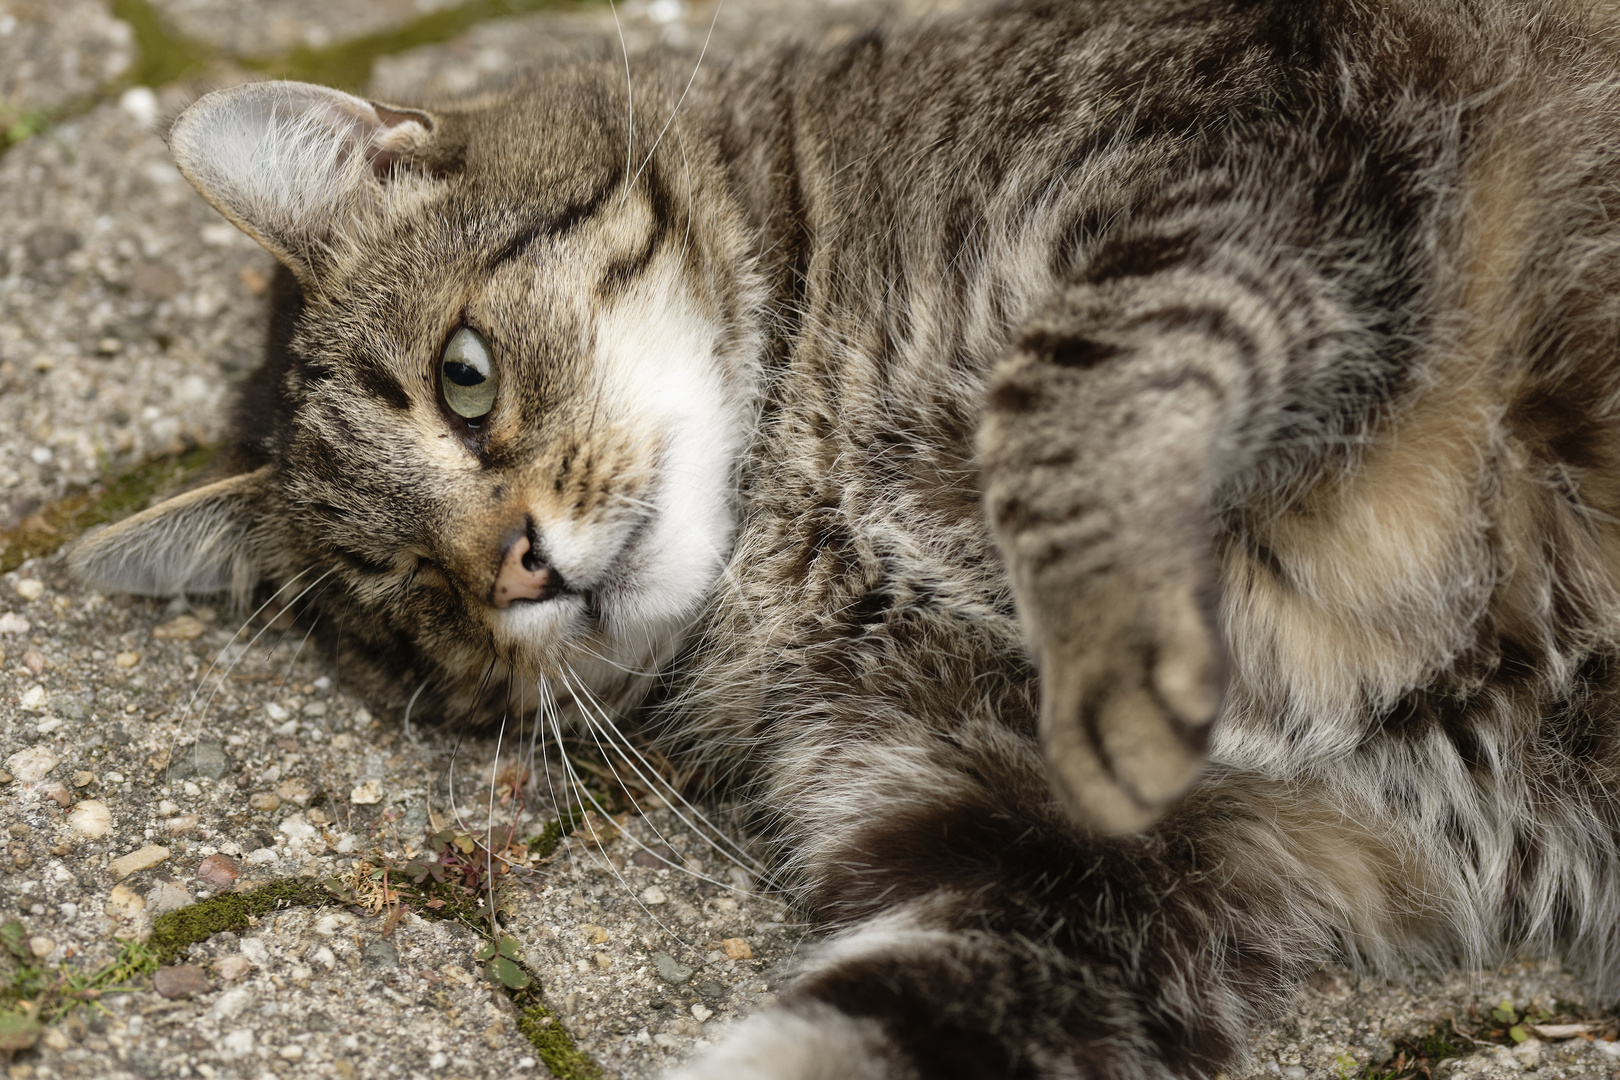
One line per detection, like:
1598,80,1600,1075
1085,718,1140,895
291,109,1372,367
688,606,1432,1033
199,223,239,248
641,885,669,905
350,779,383,805
266,703,289,722
6,746,58,782
220,1028,254,1057
0,613,29,635
1513,1039,1543,1068
119,86,158,127
209,988,252,1021
12,579,44,601
247,847,278,864
690,1003,712,1023
20,685,46,711
67,799,111,838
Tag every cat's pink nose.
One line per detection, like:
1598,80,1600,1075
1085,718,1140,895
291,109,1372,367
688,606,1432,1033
492,532,564,607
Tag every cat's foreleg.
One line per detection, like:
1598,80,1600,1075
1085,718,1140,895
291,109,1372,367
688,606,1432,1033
979,239,1360,832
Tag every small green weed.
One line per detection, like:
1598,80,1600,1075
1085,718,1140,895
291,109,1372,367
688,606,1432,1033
323,817,606,1072
0,922,163,1051
1,105,49,150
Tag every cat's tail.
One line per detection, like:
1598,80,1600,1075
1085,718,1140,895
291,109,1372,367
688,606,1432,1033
663,770,1423,1080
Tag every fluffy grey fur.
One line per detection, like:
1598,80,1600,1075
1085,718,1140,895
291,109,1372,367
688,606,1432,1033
70,0,1620,1076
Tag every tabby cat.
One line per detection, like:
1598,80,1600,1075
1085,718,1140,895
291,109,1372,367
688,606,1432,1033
70,0,1620,1076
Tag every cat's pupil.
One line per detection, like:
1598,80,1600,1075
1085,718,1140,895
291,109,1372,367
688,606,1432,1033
439,326,497,419
444,362,484,387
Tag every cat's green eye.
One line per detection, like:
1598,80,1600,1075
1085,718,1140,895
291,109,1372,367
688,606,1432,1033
440,327,498,420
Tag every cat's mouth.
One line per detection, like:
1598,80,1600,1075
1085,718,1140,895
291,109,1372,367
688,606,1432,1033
484,506,655,634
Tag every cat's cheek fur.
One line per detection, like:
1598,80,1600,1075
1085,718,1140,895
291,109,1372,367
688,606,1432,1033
585,258,759,633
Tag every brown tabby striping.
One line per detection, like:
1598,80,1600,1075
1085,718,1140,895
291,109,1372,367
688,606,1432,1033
70,0,1620,1076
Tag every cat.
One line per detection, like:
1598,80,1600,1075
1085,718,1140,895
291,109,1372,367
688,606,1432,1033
68,0,1620,1076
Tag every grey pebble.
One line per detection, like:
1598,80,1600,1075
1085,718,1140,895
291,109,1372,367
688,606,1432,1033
363,940,399,971
170,739,231,779
54,693,90,720
25,225,80,262
631,844,682,868
654,950,694,985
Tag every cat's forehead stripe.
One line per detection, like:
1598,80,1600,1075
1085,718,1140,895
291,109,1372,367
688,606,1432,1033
483,172,619,271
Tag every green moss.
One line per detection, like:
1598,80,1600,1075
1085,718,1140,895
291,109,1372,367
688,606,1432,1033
526,809,583,861
518,1002,604,1080
0,445,217,574
147,879,333,965
149,876,603,1077
1,105,50,150
107,0,217,88
249,0,568,92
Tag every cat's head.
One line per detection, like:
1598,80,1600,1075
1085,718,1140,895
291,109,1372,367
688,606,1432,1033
71,78,765,719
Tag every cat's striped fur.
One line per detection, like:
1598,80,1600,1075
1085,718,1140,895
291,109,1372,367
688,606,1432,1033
72,0,1620,1076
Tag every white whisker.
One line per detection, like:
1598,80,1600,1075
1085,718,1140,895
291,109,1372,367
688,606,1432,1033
574,689,757,894
677,121,695,267
486,709,508,931
171,568,336,777
609,0,634,201
402,679,430,741
539,676,698,951
626,0,724,195
562,664,766,880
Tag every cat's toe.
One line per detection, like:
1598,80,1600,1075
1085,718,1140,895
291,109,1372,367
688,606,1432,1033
1041,582,1223,833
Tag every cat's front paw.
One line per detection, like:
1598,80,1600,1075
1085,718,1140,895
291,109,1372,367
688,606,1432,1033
1039,576,1224,833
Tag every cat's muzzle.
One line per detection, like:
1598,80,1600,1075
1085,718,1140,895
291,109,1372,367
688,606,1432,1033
492,526,568,607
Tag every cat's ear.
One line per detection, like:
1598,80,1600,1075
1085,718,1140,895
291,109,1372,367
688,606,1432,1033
167,81,441,281
69,467,272,601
